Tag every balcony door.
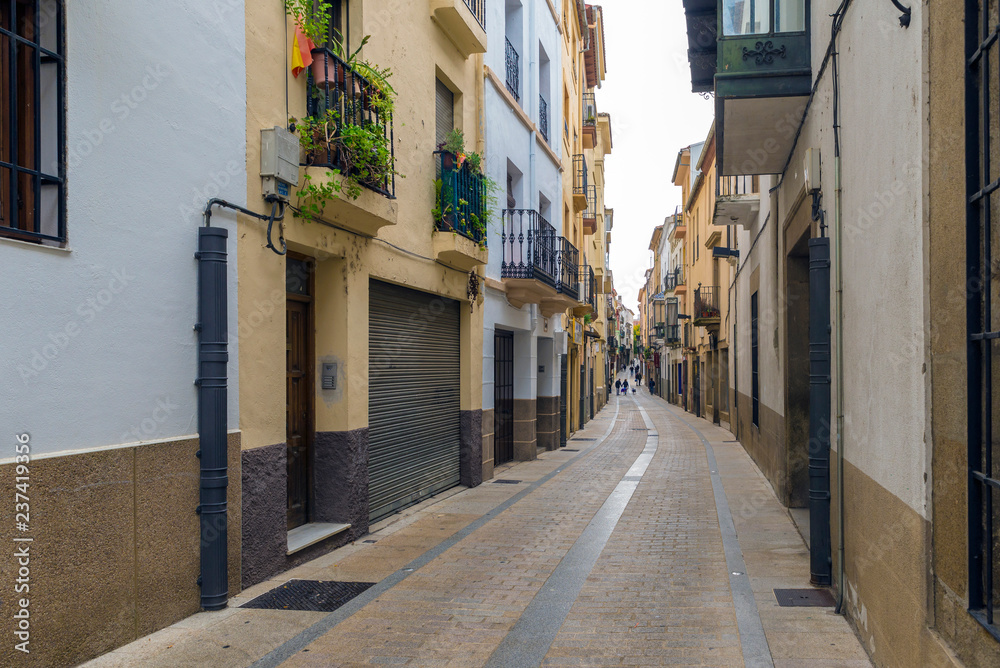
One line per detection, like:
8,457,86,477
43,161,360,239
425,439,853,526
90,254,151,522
286,256,315,530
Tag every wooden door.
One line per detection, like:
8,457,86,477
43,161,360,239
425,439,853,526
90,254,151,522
286,298,312,529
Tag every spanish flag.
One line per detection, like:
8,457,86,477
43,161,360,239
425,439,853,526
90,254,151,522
291,23,315,78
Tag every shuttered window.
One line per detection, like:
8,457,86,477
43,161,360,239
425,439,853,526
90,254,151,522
435,78,454,149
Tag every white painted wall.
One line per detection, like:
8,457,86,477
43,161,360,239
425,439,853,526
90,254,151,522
482,0,563,411
0,0,246,458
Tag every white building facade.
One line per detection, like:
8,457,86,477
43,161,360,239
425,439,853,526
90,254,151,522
0,2,246,664
481,0,566,473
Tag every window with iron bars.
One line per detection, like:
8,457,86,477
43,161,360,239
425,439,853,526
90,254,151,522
1,0,65,244
966,0,1000,635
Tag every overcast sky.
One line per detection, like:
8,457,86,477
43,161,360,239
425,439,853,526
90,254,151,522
595,0,714,315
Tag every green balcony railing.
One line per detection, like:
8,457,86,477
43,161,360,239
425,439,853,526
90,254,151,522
435,151,487,246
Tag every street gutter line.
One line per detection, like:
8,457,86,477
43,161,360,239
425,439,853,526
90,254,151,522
251,397,624,668
484,396,659,667
663,403,774,668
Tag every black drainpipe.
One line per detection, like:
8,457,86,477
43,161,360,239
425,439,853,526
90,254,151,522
808,236,832,586
196,223,230,610
196,198,285,610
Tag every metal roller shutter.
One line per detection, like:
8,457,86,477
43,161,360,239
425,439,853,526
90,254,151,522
435,79,454,149
368,280,461,523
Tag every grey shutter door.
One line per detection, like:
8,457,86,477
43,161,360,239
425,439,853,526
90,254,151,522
435,79,454,149
368,280,461,523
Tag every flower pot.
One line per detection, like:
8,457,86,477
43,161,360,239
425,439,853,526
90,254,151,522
440,151,457,171
310,48,336,88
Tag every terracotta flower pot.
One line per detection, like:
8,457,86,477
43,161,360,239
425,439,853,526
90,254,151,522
310,48,335,88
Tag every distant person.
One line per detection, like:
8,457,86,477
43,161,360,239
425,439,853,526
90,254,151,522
636,371,642,387
615,378,622,395
622,379,629,394
649,379,656,395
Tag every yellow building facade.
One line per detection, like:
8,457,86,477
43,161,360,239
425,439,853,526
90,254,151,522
239,0,487,588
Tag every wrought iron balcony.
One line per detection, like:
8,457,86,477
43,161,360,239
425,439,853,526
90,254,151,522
682,0,811,176
582,185,598,234
435,151,487,245
693,285,721,327
665,272,677,291
666,324,682,346
501,209,556,287
654,322,665,338
572,264,596,316
583,92,597,148
505,37,520,101
306,47,396,198
714,174,760,227
539,95,549,143
572,154,588,210
557,237,580,300
462,0,486,29
431,0,487,56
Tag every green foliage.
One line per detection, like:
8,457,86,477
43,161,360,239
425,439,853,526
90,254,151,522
290,104,400,216
284,0,332,43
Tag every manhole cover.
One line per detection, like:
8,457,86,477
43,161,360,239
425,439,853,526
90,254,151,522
562,449,580,452
241,579,376,612
493,479,521,484
773,588,836,607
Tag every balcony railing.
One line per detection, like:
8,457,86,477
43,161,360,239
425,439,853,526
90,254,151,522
584,185,597,220
717,174,759,198
577,263,596,311
693,286,721,324
463,0,487,29
435,151,487,245
666,324,681,346
573,154,587,195
583,92,597,128
306,47,396,198
501,209,557,287
539,95,549,143
557,238,581,300
505,37,520,101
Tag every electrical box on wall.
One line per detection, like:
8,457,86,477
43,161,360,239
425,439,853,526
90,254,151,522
260,126,300,201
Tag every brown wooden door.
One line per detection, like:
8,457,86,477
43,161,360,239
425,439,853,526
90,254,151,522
286,298,312,529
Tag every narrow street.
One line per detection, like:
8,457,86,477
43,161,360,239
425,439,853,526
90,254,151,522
87,384,869,668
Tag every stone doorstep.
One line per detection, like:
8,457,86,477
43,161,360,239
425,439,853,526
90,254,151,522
286,522,351,555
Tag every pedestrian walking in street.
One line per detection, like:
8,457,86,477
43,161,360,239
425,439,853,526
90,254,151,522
636,371,642,387
615,378,622,395
649,378,656,395
622,379,629,394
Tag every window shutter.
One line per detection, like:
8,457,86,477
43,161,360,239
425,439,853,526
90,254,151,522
435,79,454,149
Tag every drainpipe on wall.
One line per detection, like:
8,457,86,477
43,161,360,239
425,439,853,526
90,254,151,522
833,156,846,612
197,198,284,609
195,221,230,610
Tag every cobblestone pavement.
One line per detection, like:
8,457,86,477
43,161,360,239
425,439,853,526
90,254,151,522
85,388,870,668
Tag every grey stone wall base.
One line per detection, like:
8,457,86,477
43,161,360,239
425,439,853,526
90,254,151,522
314,428,370,540
461,410,484,488
241,442,286,589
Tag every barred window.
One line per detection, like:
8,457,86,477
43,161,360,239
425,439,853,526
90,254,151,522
0,0,64,244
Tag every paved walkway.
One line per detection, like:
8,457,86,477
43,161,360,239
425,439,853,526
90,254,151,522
84,389,870,667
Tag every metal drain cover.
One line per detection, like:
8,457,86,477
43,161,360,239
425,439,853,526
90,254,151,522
572,437,597,441
493,479,521,484
241,579,376,612
562,449,580,452
773,588,836,607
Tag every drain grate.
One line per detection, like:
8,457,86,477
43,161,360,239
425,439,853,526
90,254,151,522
561,449,580,452
572,437,597,441
493,479,521,484
241,579,376,612
773,588,836,607
631,428,648,431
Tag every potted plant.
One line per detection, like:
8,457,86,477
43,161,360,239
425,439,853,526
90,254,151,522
284,0,335,85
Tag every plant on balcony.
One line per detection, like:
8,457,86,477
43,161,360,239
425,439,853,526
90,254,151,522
290,105,399,215
284,0,332,44
433,129,499,249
